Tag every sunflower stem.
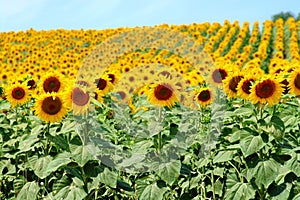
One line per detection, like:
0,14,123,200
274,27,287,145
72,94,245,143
157,107,163,151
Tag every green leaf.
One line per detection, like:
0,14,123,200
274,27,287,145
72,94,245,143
270,115,285,131
45,132,70,151
213,150,235,163
140,182,167,200
240,135,264,157
72,144,97,167
60,121,76,134
156,160,181,185
224,182,255,200
248,159,280,188
98,168,118,188
232,107,253,117
16,181,39,200
0,101,10,110
33,156,52,179
54,185,87,200
268,183,292,200
286,152,300,177
46,152,71,174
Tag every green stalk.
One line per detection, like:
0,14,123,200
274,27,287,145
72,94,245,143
157,107,163,151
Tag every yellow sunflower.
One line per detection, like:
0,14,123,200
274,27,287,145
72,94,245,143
94,74,113,94
194,88,213,107
145,81,179,108
288,69,300,96
223,72,244,99
33,92,68,123
237,75,256,100
207,65,231,87
39,72,66,93
5,82,31,108
71,86,93,116
249,76,283,106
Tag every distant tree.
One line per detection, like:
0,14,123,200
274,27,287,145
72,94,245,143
297,13,300,21
271,11,295,21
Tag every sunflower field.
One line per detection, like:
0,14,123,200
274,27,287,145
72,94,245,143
0,17,300,200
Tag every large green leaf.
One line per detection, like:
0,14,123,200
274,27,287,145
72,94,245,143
270,115,285,131
72,144,97,167
240,135,264,157
224,182,255,200
54,185,87,200
46,152,71,174
213,150,235,163
16,181,39,200
98,167,118,188
33,155,52,179
286,152,300,177
248,159,280,188
140,182,167,200
156,160,181,185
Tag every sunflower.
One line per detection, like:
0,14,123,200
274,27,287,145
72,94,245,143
94,74,113,94
208,65,231,87
39,72,66,93
5,82,31,108
145,81,179,108
249,76,283,106
194,88,213,107
71,87,92,116
288,69,300,96
237,75,256,100
33,92,68,123
223,72,244,98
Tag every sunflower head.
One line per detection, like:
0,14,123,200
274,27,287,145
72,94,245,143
5,82,31,108
39,72,66,93
194,88,213,107
249,76,283,106
288,69,300,96
33,92,68,123
223,72,244,99
237,75,256,100
146,82,179,108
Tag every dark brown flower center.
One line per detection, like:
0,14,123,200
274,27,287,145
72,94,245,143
255,80,275,98
197,90,211,102
212,69,227,83
12,87,25,100
41,97,62,115
27,79,36,90
241,79,254,94
294,74,300,89
108,74,115,83
154,84,173,100
72,87,90,106
43,77,60,92
281,79,290,94
95,78,107,90
229,76,244,93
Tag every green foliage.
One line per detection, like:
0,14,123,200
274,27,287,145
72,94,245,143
0,95,300,199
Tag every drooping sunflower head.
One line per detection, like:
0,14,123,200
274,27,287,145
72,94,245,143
249,76,283,106
5,82,31,108
33,92,68,123
288,68,300,96
223,72,244,99
194,87,213,107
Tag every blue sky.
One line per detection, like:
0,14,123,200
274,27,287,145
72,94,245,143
0,0,299,32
